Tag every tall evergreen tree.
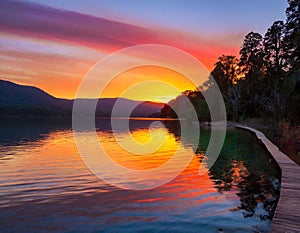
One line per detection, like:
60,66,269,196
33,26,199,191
238,32,266,117
239,32,265,74
264,21,286,77
285,0,300,70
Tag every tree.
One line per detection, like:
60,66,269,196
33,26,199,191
257,21,288,122
210,55,241,120
211,55,240,89
285,0,300,70
239,32,265,74
238,32,266,118
264,21,286,78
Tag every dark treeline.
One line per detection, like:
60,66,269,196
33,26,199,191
162,0,300,127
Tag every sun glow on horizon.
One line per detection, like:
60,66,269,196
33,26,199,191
100,66,198,103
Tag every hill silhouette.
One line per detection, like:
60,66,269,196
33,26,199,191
0,80,164,117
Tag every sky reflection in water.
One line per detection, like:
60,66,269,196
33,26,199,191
0,118,280,233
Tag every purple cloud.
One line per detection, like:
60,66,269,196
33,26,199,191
0,0,158,50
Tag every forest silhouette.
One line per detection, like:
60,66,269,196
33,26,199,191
162,0,300,127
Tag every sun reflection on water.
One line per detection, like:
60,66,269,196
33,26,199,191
0,119,281,233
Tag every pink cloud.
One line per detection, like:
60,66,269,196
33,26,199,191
0,0,241,71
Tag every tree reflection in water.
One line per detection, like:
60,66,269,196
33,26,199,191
165,122,281,222
209,152,280,220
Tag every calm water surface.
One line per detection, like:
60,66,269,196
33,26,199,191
0,118,280,233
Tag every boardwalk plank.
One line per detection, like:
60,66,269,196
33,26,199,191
235,125,300,233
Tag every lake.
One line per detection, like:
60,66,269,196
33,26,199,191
0,118,280,233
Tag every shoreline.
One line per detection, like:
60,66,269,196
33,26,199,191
231,119,300,166
235,124,300,233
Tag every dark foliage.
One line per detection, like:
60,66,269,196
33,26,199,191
161,0,300,126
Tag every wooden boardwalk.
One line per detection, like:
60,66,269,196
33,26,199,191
236,125,300,233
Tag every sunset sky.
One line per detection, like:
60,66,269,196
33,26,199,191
0,0,287,102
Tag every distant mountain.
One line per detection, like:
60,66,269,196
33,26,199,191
0,79,164,117
0,79,57,105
